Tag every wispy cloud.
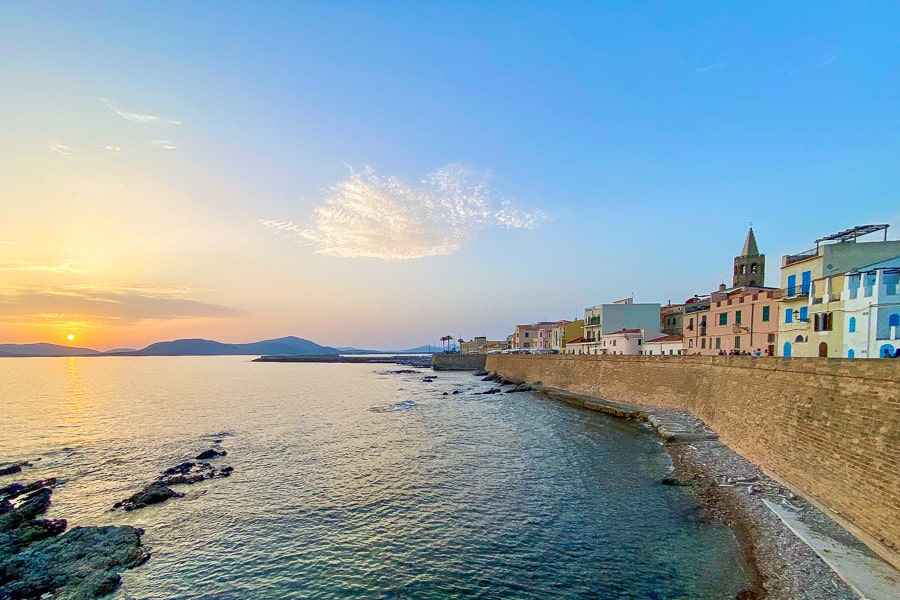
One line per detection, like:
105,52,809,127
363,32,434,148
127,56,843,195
100,144,121,155
0,284,245,324
48,143,71,155
695,62,725,73
99,97,183,126
260,164,546,260
151,139,177,150
0,260,84,274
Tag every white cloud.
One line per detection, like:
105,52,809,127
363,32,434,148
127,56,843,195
100,144,121,155
260,164,546,260
151,139,177,150
48,143,71,155
695,62,725,73
99,97,182,126
0,260,83,274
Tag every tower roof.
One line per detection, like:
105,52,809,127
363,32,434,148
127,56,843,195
741,227,760,257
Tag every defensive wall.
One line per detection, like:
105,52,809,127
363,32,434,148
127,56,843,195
431,354,487,371
485,353,900,566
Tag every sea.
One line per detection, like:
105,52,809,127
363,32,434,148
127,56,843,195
0,356,750,599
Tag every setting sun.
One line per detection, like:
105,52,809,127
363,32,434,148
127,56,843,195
66,334,75,341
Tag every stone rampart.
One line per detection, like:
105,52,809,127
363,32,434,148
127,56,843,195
431,354,487,371
485,354,900,565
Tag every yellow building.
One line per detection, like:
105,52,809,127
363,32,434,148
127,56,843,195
777,224,900,357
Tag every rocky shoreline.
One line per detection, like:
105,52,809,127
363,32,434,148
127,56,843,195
472,370,870,600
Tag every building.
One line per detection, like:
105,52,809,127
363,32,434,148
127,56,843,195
642,334,684,356
704,285,779,355
550,320,584,354
513,322,560,349
778,224,900,357
682,295,711,354
458,336,505,354
660,302,684,335
733,227,765,288
841,256,900,359
582,298,661,354
598,329,644,355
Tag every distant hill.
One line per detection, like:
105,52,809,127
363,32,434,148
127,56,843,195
0,343,100,357
133,336,340,356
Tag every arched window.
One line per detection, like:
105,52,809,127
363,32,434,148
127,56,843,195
848,317,856,333
751,263,758,273
740,265,746,275
813,314,821,331
847,349,855,359
794,335,804,343
890,314,900,327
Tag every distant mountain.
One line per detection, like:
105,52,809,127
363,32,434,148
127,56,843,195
0,343,100,357
133,336,340,356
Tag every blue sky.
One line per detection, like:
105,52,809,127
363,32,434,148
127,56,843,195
1,1,898,349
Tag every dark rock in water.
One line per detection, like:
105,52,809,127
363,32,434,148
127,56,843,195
219,466,234,477
473,369,489,377
114,482,183,511
442,392,448,396
195,448,227,460
1,478,57,502
452,390,462,395
661,477,693,486
0,481,148,599
0,465,22,477
158,460,232,486
481,388,502,395
505,383,532,393
0,524,149,599
384,369,418,375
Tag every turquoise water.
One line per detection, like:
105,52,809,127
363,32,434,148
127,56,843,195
0,357,750,598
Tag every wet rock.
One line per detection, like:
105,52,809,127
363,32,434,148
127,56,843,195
452,390,462,395
505,383,533,393
158,461,232,486
442,392,448,395
195,448,227,460
114,482,183,511
473,369,488,377
0,481,148,599
0,524,149,599
481,388,502,395
0,465,21,477
661,476,694,486
1,478,57,502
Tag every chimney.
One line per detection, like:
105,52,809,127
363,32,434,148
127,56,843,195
719,283,727,292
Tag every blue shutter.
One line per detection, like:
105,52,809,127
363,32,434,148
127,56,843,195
801,271,811,295
785,308,793,323
787,274,796,296
848,317,856,333
799,306,808,321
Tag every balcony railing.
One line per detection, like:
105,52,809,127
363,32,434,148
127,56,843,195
784,248,818,265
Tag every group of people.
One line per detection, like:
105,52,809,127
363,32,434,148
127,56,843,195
882,348,900,358
717,348,764,357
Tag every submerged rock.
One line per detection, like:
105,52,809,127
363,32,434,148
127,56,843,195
114,482,183,511
158,461,232,486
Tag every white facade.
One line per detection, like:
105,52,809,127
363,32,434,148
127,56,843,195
842,257,900,359
598,329,645,355
642,335,684,356
583,298,661,354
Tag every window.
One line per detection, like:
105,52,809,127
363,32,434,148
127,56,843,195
762,306,770,322
751,263,758,274
824,313,833,331
715,338,721,349
525,332,529,337
735,336,741,349
785,308,794,323
612,340,616,346
890,314,900,327
735,310,742,325
719,313,728,326
688,317,694,330
787,274,797,296
701,339,706,349
689,339,694,348
637,339,642,345
848,317,856,333
799,306,808,322
740,265,746,275
801,271,811,295
813,314,821,331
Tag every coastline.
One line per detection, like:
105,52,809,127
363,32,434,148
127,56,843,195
523,383,871,599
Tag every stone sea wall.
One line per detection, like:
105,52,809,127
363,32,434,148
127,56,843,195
431,354,487,371
485,354,900,565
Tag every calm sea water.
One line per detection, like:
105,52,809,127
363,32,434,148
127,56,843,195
0,356,749,598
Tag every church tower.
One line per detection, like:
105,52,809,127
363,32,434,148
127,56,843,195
733,227,764,288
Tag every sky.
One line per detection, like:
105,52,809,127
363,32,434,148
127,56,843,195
1,1,899,351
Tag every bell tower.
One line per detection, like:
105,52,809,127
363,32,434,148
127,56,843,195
734,227,764,288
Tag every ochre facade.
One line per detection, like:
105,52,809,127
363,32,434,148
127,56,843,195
484,353,900,565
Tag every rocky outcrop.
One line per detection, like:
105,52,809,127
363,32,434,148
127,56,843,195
113,482,183,511
0,480,147,599
114,451,233,511
195,448,227,460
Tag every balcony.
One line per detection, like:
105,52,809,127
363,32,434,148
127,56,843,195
784,248,818,266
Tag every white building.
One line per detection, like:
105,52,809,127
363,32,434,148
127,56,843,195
842,256,900,359
583,298,662,354
599,329,645,355
642,334,684,356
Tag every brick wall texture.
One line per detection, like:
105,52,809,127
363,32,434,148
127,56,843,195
485,354,900,557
